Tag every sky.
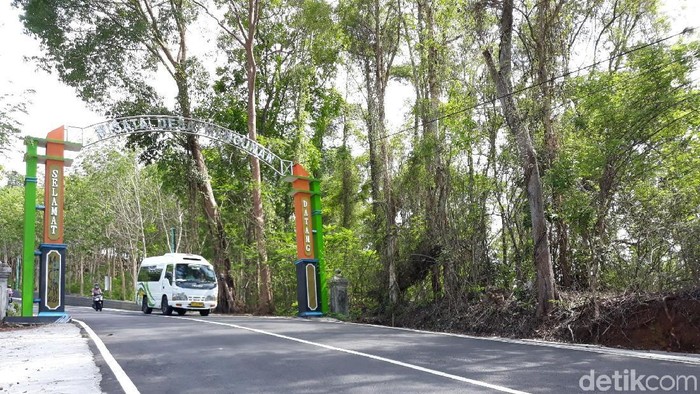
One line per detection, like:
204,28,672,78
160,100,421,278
1,0,699,177
0,4,105,129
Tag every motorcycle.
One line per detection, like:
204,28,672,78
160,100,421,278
92,294,103,311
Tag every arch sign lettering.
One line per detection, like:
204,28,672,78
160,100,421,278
21,116,327,319
90,115,293,176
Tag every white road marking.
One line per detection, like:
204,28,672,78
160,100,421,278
73,319,140,394
177,316,529,394
343,321,700,366
72,306,700,365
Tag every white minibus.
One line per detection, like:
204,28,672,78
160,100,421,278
135,253,218,316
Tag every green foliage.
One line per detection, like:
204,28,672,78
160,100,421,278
267,228,298,315
61,147,193,299
324,225,382,314
556,42,700,290
0,183,25,262
18,1,144,104
7,0,700,323
0,91,32,152
390,64,414,82
15,0,203,109
322,147,364,228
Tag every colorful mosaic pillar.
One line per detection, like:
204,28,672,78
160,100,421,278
21,126,80,317
285,164,327,316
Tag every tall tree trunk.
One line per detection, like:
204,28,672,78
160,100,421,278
400,0,423,139
419,0,451,298
79,256,84,296
341,0,401,308
590,160,616,318
240,0,273,314
340,106,354,228
374,0,399,306
483,0,556,318
534,0,571,288
377,82,399,306
170,14,237,313
131,0,239,313
364,57,398,306
132,255,138,301
184,119,237,313
108,254,114,295
120,259,126,300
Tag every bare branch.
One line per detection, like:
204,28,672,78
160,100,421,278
193,0,246,47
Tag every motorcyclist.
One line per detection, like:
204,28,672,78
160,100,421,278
92,283,103,310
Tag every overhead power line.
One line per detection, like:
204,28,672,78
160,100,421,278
368,26,698,144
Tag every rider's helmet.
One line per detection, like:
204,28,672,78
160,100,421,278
94,283,100,288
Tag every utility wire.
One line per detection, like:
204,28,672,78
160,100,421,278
548,51,696,115
362,34,700,181
420,79,698,179
368,26,697,145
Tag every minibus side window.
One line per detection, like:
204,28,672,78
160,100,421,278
147,267,162,281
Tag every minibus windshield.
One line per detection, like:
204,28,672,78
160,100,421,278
175,263,217,289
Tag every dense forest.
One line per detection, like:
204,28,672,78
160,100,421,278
1,0,699,348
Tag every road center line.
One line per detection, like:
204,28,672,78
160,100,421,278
179,317,529,394
74,319,140,394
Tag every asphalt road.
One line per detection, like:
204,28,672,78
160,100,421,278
68,306,700,393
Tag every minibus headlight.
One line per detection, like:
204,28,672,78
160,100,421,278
172,292,188,301
206,295,216,301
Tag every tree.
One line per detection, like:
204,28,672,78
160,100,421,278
398,0,472,298
482,0,556,318
561,42,700,294
0,183,24,283
0,91,31,153
325,101,363,229
64,147,189,298
339,0,402,306
16,0,238,312
195,0,274,313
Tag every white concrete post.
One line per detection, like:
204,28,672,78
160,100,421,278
0,261,11,320
330,269,349,316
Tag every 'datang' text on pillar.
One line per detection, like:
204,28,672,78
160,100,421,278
285,164,325,316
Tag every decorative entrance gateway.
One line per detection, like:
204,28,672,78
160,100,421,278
21,115,328,317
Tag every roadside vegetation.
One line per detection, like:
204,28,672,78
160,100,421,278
1,0,698,351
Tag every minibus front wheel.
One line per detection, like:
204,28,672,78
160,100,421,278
162,296,174,315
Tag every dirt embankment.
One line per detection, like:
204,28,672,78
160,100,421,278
384,289,700,353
